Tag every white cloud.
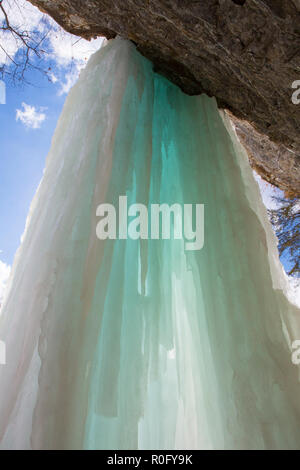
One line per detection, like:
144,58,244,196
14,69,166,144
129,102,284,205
49,72,58,83
16,102,47,129
49,33,105,94
58,69,79,95
48,30,104,68
0,259,11,310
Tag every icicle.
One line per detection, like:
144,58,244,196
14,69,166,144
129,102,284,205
0,38,299,450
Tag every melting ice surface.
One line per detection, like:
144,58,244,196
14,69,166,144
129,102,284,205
0,38,300,450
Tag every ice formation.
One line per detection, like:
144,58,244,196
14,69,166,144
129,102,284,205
0,38,299,449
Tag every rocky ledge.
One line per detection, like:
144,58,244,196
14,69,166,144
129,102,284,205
29,0,300,196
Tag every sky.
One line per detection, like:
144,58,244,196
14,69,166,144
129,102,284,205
0,0,298,307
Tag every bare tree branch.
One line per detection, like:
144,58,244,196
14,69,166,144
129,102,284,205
268,197,300,277
0,0,52,84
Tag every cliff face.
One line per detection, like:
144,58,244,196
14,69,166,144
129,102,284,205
29,0,300,196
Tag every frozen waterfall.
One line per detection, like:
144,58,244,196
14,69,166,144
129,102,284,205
0,38,300,450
